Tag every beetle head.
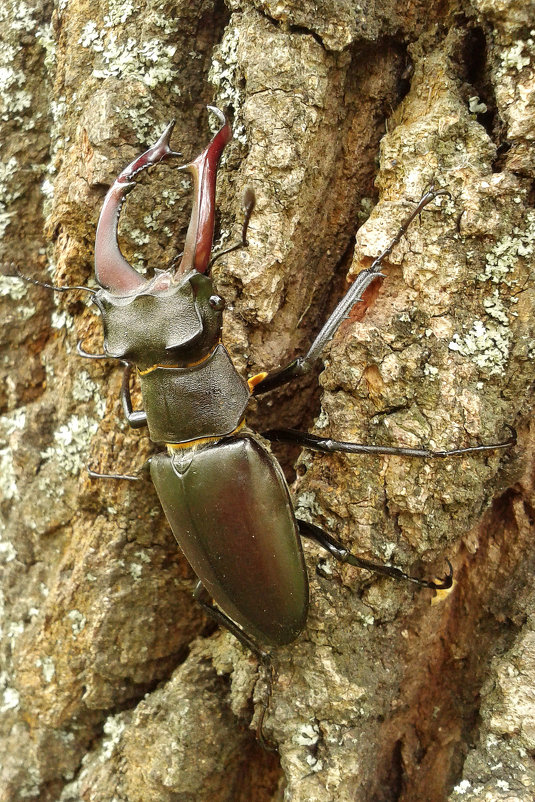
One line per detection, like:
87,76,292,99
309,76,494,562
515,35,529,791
94,271,225,368
93,108,231,369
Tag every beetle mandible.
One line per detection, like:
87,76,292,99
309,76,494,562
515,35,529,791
19,107,515,658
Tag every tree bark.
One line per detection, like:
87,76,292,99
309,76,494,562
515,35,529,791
1,0,534,800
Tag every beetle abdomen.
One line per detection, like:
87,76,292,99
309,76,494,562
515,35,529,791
150,433,309,646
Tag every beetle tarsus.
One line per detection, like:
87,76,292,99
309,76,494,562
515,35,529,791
255,659,278,753
298,518,454,592
427,559,454,590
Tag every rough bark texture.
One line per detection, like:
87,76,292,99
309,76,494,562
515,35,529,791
1,0,534,800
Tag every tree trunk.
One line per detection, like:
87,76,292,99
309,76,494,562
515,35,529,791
1,0,534,800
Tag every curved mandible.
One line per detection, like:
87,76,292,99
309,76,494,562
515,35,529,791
176,106,232,276
94,121,181,293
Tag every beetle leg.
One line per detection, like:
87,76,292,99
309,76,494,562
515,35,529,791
76,341,110,360
297,519,453,590
87,458,151,482
192,582,277,751
121,363,148,429
263,426,517,457
193,580,270,662
87,467,142,481
252,187,449,396
255,660,278,753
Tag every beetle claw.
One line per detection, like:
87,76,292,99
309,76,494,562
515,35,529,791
428,558,454,590
503,424,517,446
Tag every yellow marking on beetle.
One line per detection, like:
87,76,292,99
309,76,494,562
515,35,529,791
138,345,220,376
138,363,178,376
247,371,268,392
166,418,246,451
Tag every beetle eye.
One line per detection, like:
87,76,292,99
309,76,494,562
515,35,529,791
209,294,225,311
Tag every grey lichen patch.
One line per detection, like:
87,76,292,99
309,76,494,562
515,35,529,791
0,683,19,713
72,371,106,419
40,414,99,475
40,95,67,211
468,95,488,115
0,407,27,436
0,0,37,123
0,157,23,238
478,210,535,285
67,609,86,637
0,0,52,146
483,291,511,326
0,276,37,319
295,490,323,521
498,39,532,75
78,11,178,88
40,656,55,684
103,0,136,27
0,276,27,301
448,204,534,374
0,60,32,122
449,318,510,374
129,562,143,581
0,409,26,501
449,289,512,375
51,307,76,333
36,22,56,74
295,722,321,747
210,25,247,144
122,93,157,145
101,712,127,761
0,536,17,564
0,448,18,500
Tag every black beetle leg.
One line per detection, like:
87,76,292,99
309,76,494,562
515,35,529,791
121,363,148,429
76,340,109,360
87,459,151,482
192,581,277,751
255,660,278,753
263,426,517,458
193,581,270,662
252,187,448,396
297,519,453,591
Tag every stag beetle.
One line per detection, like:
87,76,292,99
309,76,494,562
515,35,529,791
15,107,514,658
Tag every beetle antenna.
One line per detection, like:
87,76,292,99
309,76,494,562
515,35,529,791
367,185,450,273
207,187,256,271
3,263,96,295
